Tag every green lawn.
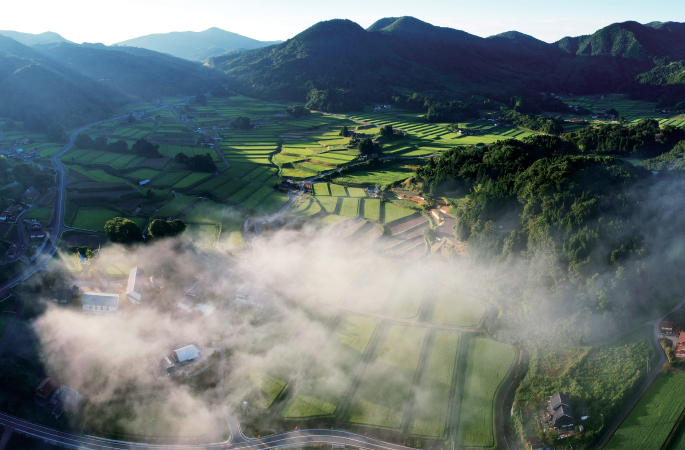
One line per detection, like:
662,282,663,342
345,325,426,428
25,207,53,222
283,316,377,418
409,332,460,437
605,372,685,450
71,208,144,232
431,287,487,327
459,338,515,448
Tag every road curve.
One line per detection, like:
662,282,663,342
0,411,413,450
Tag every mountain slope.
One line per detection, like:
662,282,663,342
34,42,227,100
210,17,685,110
115,28,280,61
0,35,121,126
209,17,560,108
0,30,71,46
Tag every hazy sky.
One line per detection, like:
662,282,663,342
2,0,683,45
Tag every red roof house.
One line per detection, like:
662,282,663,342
675,332,685,358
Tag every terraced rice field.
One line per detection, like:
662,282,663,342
459,339,516,448
283,316,378,418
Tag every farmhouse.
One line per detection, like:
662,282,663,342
548,392,574,430
661,321,680,335
174,344,200,364
126,267,145,304
22,186,39,202
675,332,685,358
33,378,84,418
5,244,19,259
0,204,23,221
82,292,120,313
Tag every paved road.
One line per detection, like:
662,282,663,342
0,411,413,450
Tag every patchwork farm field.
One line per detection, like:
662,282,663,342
345,325,426,428
283,316,378,418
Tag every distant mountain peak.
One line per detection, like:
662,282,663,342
0,30,71,46
115,28,280,62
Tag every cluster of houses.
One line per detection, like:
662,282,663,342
128,111,155,122
365,186,382,198
0,203,24,222
373,104,392,111
480,117,504,126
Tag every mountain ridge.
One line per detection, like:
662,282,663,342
208,17,685,110
115,27,281,62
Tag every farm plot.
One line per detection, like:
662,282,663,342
255,192,289,215
172,173,211,189
383,203,416,224
347,187,367,198
361,199,381,222
380,271,426,319
154,195,196,218
339,198,359,217
185,223,220,247
226,182,261,204
408,331,460,437
345,325,426,428
150,171,190,187
345,259,402,313
25,207,53,222
431,287,487,327
605,372,685,450
282,316,378,418
39,146,63,158
241,185,273,209
182,201,225,224
316,197,339,214
329,184,348,197
214,179,248,199
459,338,516,448
313,183,330,196
335,162,420,186
71,208,144,232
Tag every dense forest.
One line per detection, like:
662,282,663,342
562,118,685,155
416,136,685,331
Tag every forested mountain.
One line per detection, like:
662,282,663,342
208,17,685,111
0,30,70,46
0,36,226,127
0,36,121,127
115,27,281,61
35,42,227,100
